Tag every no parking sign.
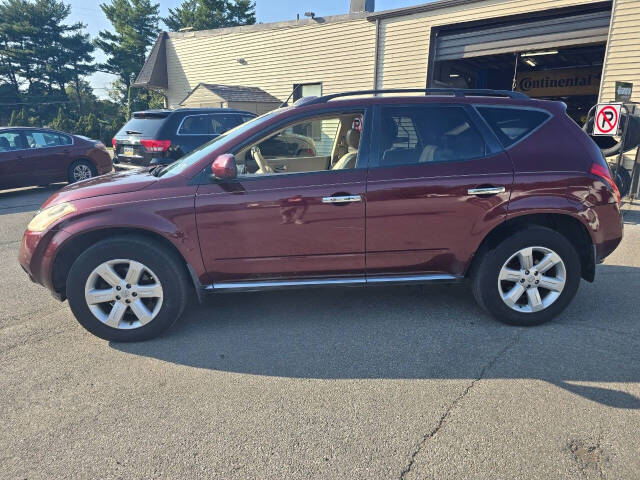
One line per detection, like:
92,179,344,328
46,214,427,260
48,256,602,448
593,103,622,135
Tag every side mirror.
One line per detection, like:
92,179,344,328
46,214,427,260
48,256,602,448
211,154,237,180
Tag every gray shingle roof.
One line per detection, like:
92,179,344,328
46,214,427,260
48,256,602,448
193,83,282,103
133,32,168,89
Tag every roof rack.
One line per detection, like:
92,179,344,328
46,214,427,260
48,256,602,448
294,88,528,106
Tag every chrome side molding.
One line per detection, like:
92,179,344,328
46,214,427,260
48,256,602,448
367,274,458,283
205,274,460,292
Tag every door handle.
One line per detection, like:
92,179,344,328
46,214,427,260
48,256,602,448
468,186,505,196
322,195,362,204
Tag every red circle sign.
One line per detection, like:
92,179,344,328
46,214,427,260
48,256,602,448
597,106,619,134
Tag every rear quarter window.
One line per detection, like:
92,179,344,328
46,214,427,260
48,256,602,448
477,107,550,147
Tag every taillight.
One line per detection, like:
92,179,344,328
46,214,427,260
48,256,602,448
590,162,621,205
140,139,171,153
111,138,116,147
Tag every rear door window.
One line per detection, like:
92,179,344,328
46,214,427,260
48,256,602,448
179,115,210,135
24,131,72,148
476,107,550,147
377,106,486,166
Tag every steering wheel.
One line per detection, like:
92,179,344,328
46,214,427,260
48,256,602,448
251,146,274,174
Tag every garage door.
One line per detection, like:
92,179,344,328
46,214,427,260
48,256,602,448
435,9,611,61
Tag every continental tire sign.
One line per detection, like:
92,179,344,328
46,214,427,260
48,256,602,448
515,68,601,97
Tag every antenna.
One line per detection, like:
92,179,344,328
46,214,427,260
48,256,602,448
280,84,303,108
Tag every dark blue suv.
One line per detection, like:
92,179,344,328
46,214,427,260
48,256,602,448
112,108,255,166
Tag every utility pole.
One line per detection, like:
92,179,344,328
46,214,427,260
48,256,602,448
127,73,135,119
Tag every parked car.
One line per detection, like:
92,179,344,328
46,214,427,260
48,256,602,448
20,89,623,342
0,127,112,190
112,108,256,167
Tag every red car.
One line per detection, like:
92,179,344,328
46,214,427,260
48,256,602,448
19,89,623,341
0,127,112,189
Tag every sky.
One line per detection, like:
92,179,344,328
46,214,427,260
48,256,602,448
66,0,424,98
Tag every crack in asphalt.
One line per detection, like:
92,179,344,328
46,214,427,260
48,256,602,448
398,333,521,480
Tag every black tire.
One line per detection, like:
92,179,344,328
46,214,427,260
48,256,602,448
471,226,581,326
583,115,640,157
66,236,189,342
67,159,97,183
611,164,632,198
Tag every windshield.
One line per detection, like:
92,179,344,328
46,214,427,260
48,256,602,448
157,110,282,178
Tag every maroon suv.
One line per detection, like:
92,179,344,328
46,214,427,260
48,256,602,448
19,89,623,341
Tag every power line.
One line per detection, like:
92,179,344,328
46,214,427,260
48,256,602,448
0,100,74,106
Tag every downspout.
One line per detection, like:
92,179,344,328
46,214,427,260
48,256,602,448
372,17,380,94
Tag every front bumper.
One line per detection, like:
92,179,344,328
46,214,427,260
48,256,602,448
18,227,72,299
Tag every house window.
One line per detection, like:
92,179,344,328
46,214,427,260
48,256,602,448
293,83,323,139
293,83,322,101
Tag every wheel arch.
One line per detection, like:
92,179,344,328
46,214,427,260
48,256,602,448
52,227,199,300
467,212,595,282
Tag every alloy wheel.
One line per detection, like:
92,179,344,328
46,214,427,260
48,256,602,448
497,246,566,313
84,259,164,329
73,164,93,181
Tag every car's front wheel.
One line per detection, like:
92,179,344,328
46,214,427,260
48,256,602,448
66,236,189,341
471,226,581,326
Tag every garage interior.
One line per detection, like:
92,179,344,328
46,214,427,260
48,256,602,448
430,5,611,125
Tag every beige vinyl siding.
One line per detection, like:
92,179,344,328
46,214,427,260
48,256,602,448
599,0,640,102
376,0,608,90
165,18,376,107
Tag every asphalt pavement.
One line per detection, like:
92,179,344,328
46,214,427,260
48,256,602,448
2,184,640,480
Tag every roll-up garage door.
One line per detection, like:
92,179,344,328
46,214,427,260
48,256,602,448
435,9,611,61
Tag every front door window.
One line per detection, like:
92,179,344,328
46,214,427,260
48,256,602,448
235,112,364,175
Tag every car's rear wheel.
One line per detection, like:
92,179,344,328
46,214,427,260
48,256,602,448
66,236,189,341
471,226,581,326
68,160,97,183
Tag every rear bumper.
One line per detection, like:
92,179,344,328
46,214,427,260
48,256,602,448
591,202,624,263
113,154,151,167
113,153,171,167
94,150,114,175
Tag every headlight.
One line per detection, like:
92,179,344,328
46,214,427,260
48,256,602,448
27,202,76,232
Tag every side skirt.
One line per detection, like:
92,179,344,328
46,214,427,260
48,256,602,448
203,274,461,294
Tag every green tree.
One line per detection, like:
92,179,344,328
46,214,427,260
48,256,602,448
8,109,18,125
163,0,255,32
95,0,160,114
8,107,27,125
50,105,74,132
0,0,95,120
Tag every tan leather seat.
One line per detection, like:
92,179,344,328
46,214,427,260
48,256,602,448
332,129,360,170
